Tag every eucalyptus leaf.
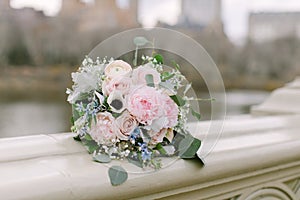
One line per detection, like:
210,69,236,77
196,154,205,166
170,95,186,106
161,71,175,81
183,83,192,95
133,36,149,46
178,135,201,159
108,165,128,186
191,108,201,121
81,134,99,153
163,145,176,156
159,82,175,94
172,132,185,150
128,155,143,168
140,128,151,144
93,153,111,163
145,74,155,87
171,60,180,70
72,104,81,122
83,142,99,154
84,133,93,141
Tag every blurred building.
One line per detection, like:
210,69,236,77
59,0,138,31
249,12,300,43
178,0,222,31
0,0,139,66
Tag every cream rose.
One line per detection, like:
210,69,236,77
104,60,132,78
115,111,138,141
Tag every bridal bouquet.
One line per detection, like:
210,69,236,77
66,37,202,185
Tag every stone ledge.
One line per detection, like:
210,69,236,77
1,115,300,199
252,77,300,115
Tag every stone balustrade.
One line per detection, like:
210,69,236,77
251,76,300,115
1,77,300,200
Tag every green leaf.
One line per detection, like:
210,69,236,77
84,133,93,141
70,116,75,126
72,104,81,122
93,153,111,163
155,143,167,155
171,60,180,70
173,131,185,150
145,74,155,87
83,142,99,154
170,95,186,106
153,54,164,64
73,134,81,141
159,81,175,93
108,166,128,186
191,108,201,121
196,154,205,166
128,155,143,168
178,135,201,159
81,134,99,153
161,71,175,81
183,83,192,95
133,36,149,46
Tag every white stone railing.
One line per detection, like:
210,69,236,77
1,77,300,200
251,76,300,115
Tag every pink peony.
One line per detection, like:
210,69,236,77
90,112,118,144
115,110,138,141
102,75,132,96
127,86,163,125
132,64,161,86
162,94,179,128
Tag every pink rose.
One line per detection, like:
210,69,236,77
115,111,138,141
127,86,164,125
132,64,161,86
90,112,118,144
162,94,179,128
102,75,132,96
104,60,132,78
148,128,170,144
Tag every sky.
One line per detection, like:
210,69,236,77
9,0,300,45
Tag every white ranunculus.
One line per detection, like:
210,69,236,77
104,60,132,78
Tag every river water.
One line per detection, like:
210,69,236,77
0,90,269,138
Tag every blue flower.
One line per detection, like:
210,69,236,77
87,101,100,117
138,142,152,161
142,148,152,161
78,125,88,137
129,127,141,143
75,102,85,112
